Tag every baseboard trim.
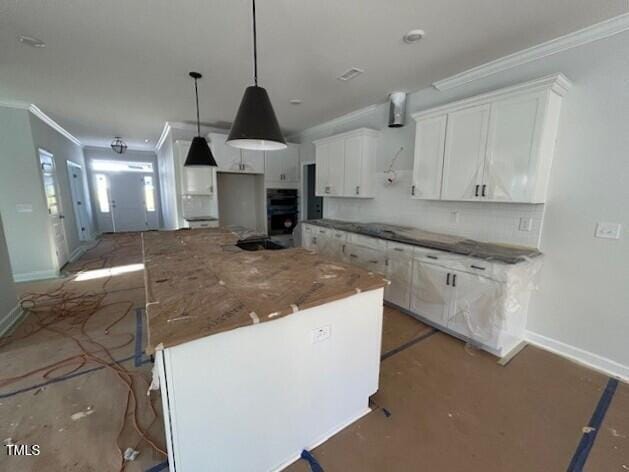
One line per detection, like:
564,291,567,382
525,330,629,382
13,269,59,283
69,245,86,263
0,304,25,337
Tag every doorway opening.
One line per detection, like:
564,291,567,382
39,149,69,269
303,163,323,220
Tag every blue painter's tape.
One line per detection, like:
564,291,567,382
380,329,437,361
0,354,136,399
567,377,619,471
301,449,324,472
135,308,144,367
145,460,169,472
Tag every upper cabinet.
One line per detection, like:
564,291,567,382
208,133,264,174
411,74,570,203
313,128,379,198
265,143,300,185
175,140,216,196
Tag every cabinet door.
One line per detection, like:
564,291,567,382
410,261,451,325
343,135,363,197
315,142,330,196
446,271,505,347
385,246,414,310
266,143,299,183
176,141,216,195
242,149,265,173
483,93,545,202
441,104,490,201
327,139,345,196
265,150,283,182
282,143,300,182
412,115,447,199
208,133,240,171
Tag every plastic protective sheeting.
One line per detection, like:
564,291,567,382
297,220,542,356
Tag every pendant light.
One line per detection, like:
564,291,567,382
110,137,127,154
184,72,218,167
227,0,286,151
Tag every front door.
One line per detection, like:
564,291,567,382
110,173,151,232
39,150,69,268
67,162,90,241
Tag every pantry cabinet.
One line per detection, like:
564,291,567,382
314,128,379,198
411,74,570,203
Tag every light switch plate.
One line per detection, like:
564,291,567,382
595,222,621,240
312,325,331,344
519,217,532,232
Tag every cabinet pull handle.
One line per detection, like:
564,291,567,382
350,254,358,258
411,185,416,196
475,185,479,197
355,186,360,195
470,264,486,270
426,255,438,260
369,260,378,264
394,247,404,252
446,273,450,286
482,184,487,197
452,274,457,287
342,244,345,253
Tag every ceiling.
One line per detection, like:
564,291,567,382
0,0,626,151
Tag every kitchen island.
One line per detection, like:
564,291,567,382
143,228,387,471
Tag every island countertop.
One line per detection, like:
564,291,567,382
142,228,387,352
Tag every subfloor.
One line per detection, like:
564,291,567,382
0,233,627,471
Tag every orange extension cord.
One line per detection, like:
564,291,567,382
0,236,167,471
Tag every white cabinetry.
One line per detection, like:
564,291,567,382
411,74,570,203
313,128,379,198
175,140,216,195
265,143,299,185
301,223,535,358
208,133,264,174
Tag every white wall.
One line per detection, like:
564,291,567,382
217,173,265,233
0,213,18,326
83,146,162,231
29,113,95,250
296,32,629,375
0,107,57,279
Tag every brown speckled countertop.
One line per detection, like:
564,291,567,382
305,219,541,264
143,228,387,352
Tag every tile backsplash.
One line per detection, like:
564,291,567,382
323,171,544,248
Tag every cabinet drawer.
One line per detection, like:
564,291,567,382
345,244,386,274
347,233,387,251
386,241,415,257
330,230,347,241
314,226,330,237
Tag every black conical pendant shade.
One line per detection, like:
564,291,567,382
185,136,217,166
227,85,286,151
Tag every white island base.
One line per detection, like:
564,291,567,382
155,288,384,471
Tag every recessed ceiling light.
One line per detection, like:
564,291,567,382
403,29,425,44
18,35,46,48
289,99,302,105
337,68,364,81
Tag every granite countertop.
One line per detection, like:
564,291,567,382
304,219,541,264
142,228,387,352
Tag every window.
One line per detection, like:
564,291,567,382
95,174,110,213
144,176,155,212
91,160,153,173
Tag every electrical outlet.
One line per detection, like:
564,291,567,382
595,222,621,240
312,325,331,344
519,217,532,232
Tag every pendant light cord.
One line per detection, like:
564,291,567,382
252,0,258,86
194,77,201,136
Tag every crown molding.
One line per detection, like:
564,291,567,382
413,73,571,121
433,12,629,91
0,99,29,110
298,103,382,138
28,105,82,146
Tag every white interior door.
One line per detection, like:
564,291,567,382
110,173,149,232
67,162,90,241
39,150,69,268
441,104,490,201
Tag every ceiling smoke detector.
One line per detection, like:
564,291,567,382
403,29,425,44
18,35,46,48
337,67,364,81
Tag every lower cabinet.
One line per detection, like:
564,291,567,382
300,224,530,357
